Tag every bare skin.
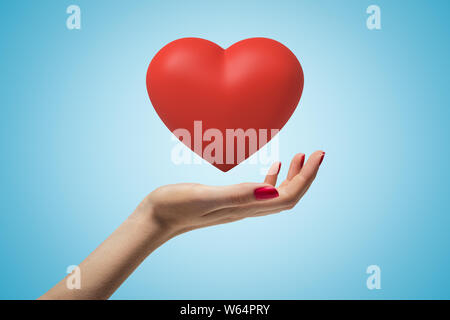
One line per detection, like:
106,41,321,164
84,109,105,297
39,151,325,300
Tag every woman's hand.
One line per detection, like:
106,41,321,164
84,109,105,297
40,151,324,300
132,151,325,236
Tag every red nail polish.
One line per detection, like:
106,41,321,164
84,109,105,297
277,162,281,174
254,187,279,200
300,154,305,167
319,152,325,165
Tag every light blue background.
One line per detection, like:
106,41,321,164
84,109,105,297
0,0,449,299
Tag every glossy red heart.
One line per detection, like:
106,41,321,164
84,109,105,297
146,37,304,172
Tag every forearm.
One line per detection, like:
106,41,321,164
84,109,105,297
39,211,173,300
38,152,323,300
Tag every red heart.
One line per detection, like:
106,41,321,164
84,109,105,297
146,38,304,172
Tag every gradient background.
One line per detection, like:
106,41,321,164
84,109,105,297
1,0,449,299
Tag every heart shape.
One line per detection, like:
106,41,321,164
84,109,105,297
146,37,304,172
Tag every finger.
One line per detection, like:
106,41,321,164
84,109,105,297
202,201,269,222
205,188,289,222
264,161,281,186
183,215,246,232
202,182,282,222
286,153,305,181
251,207,284,217
208,182,279,209
204,152,325,222
206,192,291,221
212,152,325,217
285,151,325,200
202,213,245,227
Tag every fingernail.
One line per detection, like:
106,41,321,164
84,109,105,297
300,154,305,167
254,187,279,200
319,152,325,165
277,162,281,174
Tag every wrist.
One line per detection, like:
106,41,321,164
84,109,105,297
128,202,178,242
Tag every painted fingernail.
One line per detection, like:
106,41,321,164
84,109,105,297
254,187,279,200
319,152,325,165
300,154,306,167
277,162,282,174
